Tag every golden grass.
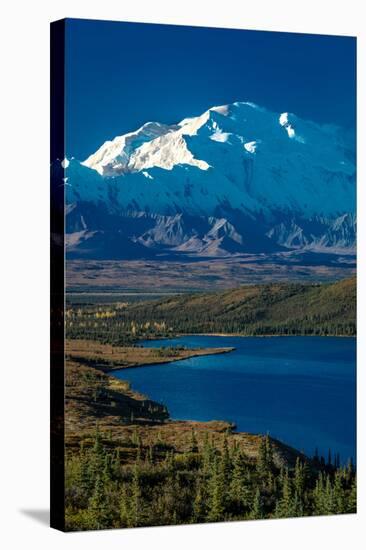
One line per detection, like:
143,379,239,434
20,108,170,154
65,338,234,370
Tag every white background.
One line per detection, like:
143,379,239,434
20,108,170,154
0,0,364,548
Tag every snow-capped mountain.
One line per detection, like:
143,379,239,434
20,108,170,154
57,101,356,259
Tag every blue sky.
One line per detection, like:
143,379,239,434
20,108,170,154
65,18,356,160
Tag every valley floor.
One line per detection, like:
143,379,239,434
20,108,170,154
66,255,356,294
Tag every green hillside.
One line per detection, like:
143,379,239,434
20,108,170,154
66,277,356,342
118,276,356,337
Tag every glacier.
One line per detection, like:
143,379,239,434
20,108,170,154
55,101,356,260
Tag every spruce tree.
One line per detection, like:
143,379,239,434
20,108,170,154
221,435,231,484
112,448,121,478
257,437,267,478
313,472,325,516
192,478,205,523
88,474,108,530
129,463,142,527
294,458,305,505
265,434,274,472
89,427,106,482
230,451,250,510
331,470,344,514
202,432,214,475
76,442,92,498
102,453,112,485
346,458,355,483
276,468,293,518
347,477,357,513
208,457,225,522
250,488,262,519
323,475,334,515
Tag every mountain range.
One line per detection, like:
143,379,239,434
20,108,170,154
55,101,356,260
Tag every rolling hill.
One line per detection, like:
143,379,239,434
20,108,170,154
117,276,356,337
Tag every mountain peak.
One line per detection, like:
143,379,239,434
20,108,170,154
81,101,269,176
65,101,355,223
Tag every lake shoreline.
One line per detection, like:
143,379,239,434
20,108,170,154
103,346,235,372
141,332,356,342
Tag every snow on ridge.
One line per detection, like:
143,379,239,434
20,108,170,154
178,104,232,136
178,104,230,131
178,110,211,136
82,121,176,175
128,132,210,172
279,112,296,138
84,110,215,175
142,171,153,179
244,141,258,153
210,130,231,143
235,101,261,109
210,104,230,115
279,111,307,143
279,112,291,127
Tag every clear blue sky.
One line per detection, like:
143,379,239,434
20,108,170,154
65,18,356,160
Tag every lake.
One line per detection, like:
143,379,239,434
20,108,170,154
113,335,356,462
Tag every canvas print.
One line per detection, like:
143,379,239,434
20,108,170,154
50,19,356,531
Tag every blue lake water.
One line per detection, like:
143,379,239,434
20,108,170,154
113,336,356,462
